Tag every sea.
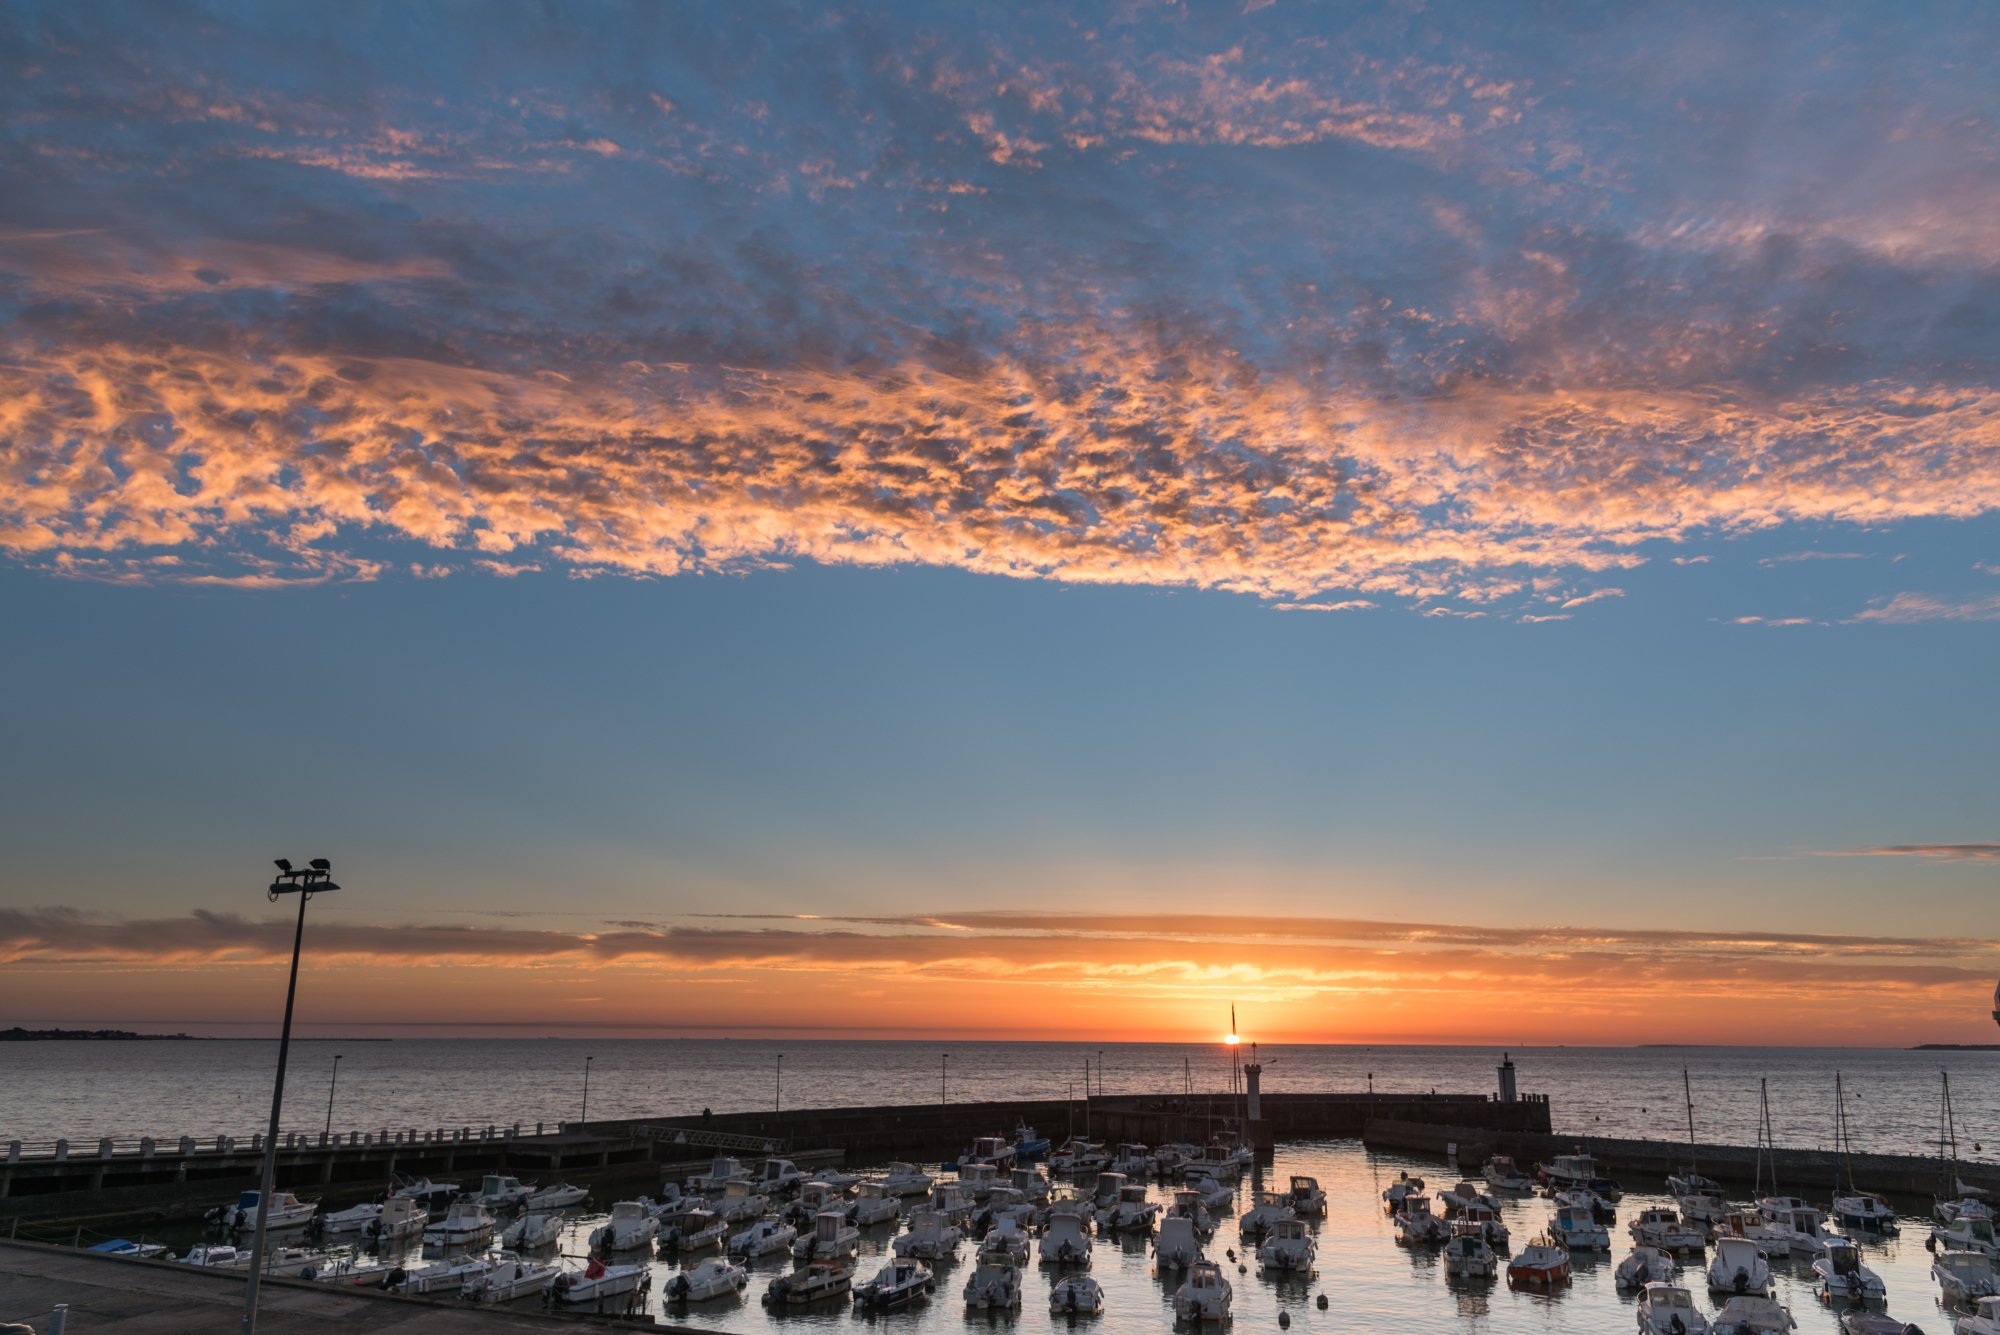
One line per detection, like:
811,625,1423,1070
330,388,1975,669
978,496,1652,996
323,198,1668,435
6,1039,1998,1157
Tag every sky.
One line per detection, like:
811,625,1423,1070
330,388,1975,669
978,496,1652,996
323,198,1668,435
2,1,1997,1046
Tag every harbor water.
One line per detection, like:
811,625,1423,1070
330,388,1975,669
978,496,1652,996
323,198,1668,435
7,1039,1999,1154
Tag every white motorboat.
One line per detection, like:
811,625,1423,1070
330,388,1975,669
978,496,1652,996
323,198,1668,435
181,1244,246,1268
1284,1175,1327,1216
883,1162,935,1196
1439,1180,1488,1214
500,1210,564,1249
319,1201,381,1233
962,1253,1023,1311
1710,1296,1796,1334
525,1182,588,1211
1102,1182,1161,1234
817,1169,864,1192
982,1213,1032,1263
1756,1195,1815,1223
1551,1202,1611,1251
1184,1172,1233,1215
1765,1205,1833,1256
1014,1122,1051,1160
85,1238,170,1261
1943,1197,1997,1227
855,1257,933,1311
1165,1189,1214,1237
849,1181,902,1227
1011,1166,1052,1205
1461,1201,1510,1249
1714,1209,1792,1259
688,1156,750,1193
472,1174,535,1210
957,1161,1002,1201
974,1185,1035,1234
1679,1189,1730,1226
1156,1213,1203,1271
1050,1139,1109,1175
1051,1274,1105,1315
389,1175,458,1202
1812,1237,1886,1302
208,1189,316,1232
1112,1143,1156,1177
370,1196,426,1243
784,1181,846,1225
421,1199,494,1246
1153,1142,1198,1178
1507,1237,1573,1287
1238,1190,1293,1239
894,1208,963,1261
1540,1153,1603,1192
1443,1226,1497,1279
1960,1295,2000,1335
763,1255,854,1306
1631,1206,1708,1253
729,1216,797,1258
546,1257,648,1308
589,1199,660,1251
1383,1171,1425,1212
755,1158,805,1195
1173,1258,1233,1322
389,1255,493,1295
304,1251,397,1285
1707,1236,1773,1296
1617,1245,1677,1290
1042,1201,1094,1267
662,1206,727,1252
664,1256,748,1302
1669,1169,1727,1198
963,1135,1019,1172
1257,1216,1317,1275
927,1180,974,1223
717,1180,771,1223
1090,1171,1128,1211
1935,1250,1999,1306
793,1208,860,1260
1938,1216,2000,1258
464,1252,560,1303
1638,1282,1712,1335
1394,1195,1449,1246
1483,1156,1536,1192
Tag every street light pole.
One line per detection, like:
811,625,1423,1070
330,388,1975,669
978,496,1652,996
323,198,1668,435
323,1054,343,1139
242,857,338,1335
940,1053,949,1109
580,1055,594,1127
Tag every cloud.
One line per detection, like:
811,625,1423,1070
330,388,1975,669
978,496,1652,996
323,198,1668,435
1819,844,2000,862
1761,551,1868,566
3,4,2000,611
1271,599,1375,612
1850,593,2000,624
1559,587,1625,610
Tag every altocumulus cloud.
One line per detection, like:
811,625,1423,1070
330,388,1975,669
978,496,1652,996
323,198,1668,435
4,3,2000,612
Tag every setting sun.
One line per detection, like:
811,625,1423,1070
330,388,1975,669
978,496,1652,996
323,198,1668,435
1224,1034,1240,1046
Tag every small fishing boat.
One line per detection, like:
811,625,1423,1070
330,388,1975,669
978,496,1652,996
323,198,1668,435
1050,1274,1104,1315
1631,1206,1708,1253
664,1256,748,1302
421,1199,494,1247
464,1252,560,1303
1933,1249,1998,1305
1709,1295,1796,1334
1383,1172,1426,1212
208,1189,317,1232
1256,1216,1317,1275
958,1161,1002,1201
1443,1225,1497,1279
1707,1236,1773,1296
1102,1181,1162,1234
180,1244,245,1268
893,1208,963,1261
728,1216,797,1258
389,1255,493,1295
500,1210,564,1249
687,1156,750,1193
1156,1214,1203,1271
1172,1259,1233,1322
1617,1245,1677,1290
717,1180,771,1223
304,1251,396,1285
816,1169,864,1192
590,1199,661,1252
849,1180,902,1226
1184,1172,1234,1214
389,1174,458,1203
1714,1210,1791,1259
1959,1295,2000,1335
85,1238,170,1260
755,1158,805,1195
1042,1201,1094,1267
1507,1237,1573,1287
1394,1195,1449,1246
1461,1200,1510,1249
661,1206,727,1252
319,1201,381,1233
1090,1171,1129,1211
882,1162,935,1196
979,1212,1032,1264
1285,1175,1327,1216
855,1257,933,1311
962,1135,1020,1173
1811,1236,1886,1302
545,1256,648,1308
1764,1205,1833,1257
1014,1122,1052,1159
1933,1213,2000,1258
1483,1156,1535,1192
1840,1316,1926,1335
370,1196,426,1243
1637,1282,1711,1335
792,1208,860,1260
1011,1166,1052,1205
927,1180,974,1223
1165,1189,1214,1237
962,1253,1023,1311
1049,1139,1109,1175
763,1255,854,1306
1112,1143,1157,1177
1439,1181,1490,1215
1539,1153,1603,1193
472,1174,536,1210
1551,1202,1611,1251
525,1182,588,1211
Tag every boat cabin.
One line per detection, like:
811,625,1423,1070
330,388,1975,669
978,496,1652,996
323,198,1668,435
1546,1153,1598,1185
1643,1284,1699,1317
1092,1172,1129,1206
758,1159,803,1189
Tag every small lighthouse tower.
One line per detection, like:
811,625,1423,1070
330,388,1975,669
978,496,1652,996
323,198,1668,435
1497,1052,1518,1104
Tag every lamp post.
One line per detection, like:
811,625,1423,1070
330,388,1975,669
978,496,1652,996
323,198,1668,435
323,1054,343,1139
580,1055,594,1128
775,1053,783,1113
940,1053,949,1109
242,857,339,1335
1097,1050,1105,1098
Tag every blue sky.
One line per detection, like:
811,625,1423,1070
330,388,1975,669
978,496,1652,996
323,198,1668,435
2,1,1997,1039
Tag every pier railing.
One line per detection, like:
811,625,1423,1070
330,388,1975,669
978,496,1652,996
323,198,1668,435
632,1124,792,1155
2,1121,587,1165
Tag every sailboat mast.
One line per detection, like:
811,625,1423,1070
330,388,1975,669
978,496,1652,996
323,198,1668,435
1834,1072,1854,1195
1755,1077,1775,1197
1683,1067,1697,1176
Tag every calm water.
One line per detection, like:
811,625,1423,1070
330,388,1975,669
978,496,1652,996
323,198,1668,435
134,1141,1958,1335
6,1040,2000,1157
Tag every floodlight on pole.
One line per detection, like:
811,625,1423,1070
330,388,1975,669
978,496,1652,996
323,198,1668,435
242,857,339,1335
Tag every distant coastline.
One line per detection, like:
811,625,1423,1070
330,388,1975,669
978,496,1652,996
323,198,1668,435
1,1027,198,1041
1911,1043,2000,1051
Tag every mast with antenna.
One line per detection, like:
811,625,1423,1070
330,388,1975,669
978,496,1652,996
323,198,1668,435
1754,1078,1776,1199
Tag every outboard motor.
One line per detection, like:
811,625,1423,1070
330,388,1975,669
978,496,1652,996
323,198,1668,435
1666,1315,1685,1335
1734,1268,1749,1293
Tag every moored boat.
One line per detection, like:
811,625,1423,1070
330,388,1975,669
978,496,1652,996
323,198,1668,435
1051,1274,1104,1315
856,1257,933,1311
664,1256,748,1302
763,1255,854,1306
1507,1237,1572,1287
1172,1258,1233,1322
